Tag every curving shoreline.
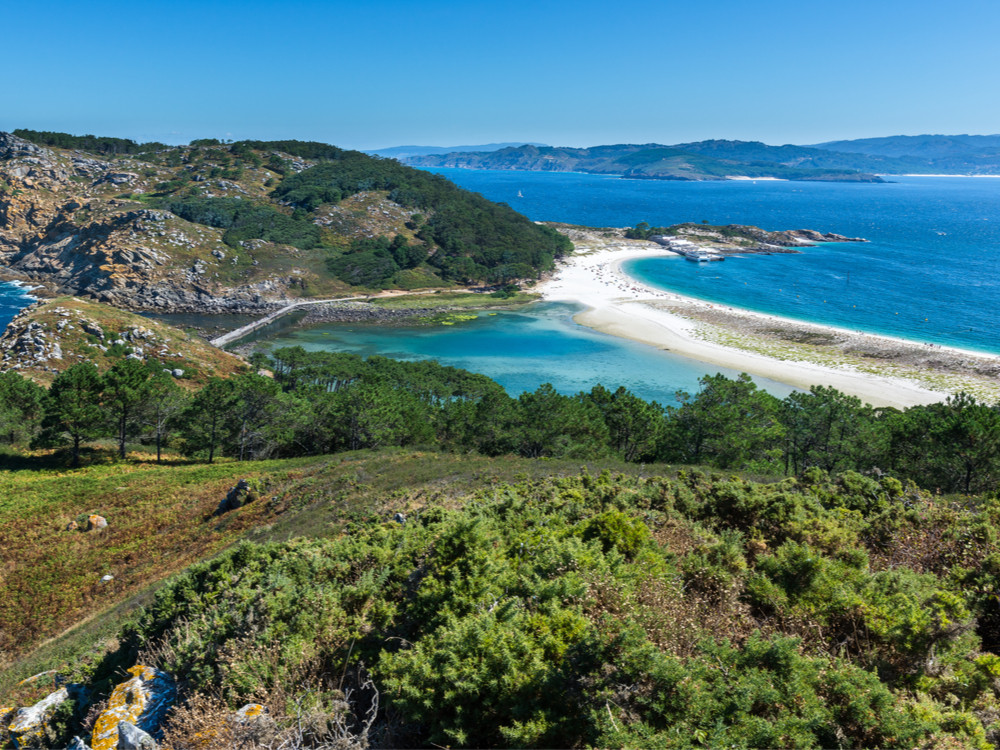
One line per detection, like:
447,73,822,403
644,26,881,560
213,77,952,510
538,237,1000,408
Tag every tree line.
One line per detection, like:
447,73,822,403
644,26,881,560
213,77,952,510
3,350,999,494
13,129,168,155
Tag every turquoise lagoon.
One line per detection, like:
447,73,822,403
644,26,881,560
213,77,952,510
254,302,798,403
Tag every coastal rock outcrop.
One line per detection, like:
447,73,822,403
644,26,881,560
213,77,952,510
0,132,306,314
90,666,175,750
0,296,249,384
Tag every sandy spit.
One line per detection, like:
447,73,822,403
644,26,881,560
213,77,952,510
537,236,1000,409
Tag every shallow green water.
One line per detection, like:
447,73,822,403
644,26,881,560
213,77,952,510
255,302,798,401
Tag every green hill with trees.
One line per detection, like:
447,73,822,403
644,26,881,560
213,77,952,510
405,136,1000,178
0,131,571,313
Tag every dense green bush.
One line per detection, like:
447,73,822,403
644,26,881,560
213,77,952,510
167,196,322,249
64,467,1000,748
13,128,168,155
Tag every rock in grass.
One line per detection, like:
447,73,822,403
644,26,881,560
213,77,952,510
87,515,108,531
215,479,254,515
7,687,68,747
236,703,266,721
67,737,92,750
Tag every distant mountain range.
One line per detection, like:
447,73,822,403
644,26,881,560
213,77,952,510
366,142,548,160
401,135,1000,182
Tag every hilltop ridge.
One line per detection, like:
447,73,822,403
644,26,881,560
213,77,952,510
404,135,1000,179
405,140,889,181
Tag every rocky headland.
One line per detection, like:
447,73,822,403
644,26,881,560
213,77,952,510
0,132,307,313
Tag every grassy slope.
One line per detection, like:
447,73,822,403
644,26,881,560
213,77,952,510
0,449,665,690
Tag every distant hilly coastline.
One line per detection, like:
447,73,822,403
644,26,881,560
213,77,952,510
402,135,1000,181
366,142,548,160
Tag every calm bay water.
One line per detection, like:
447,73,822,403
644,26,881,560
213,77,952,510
255,302,798,403
427,169,1000,354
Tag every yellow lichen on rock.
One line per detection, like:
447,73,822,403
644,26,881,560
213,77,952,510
236,703,265,720
91,666,175,750
7,687,68,747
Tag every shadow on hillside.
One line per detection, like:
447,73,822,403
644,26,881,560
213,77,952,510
0,445,203,471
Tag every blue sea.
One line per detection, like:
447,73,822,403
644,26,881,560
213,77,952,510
0,282,37,331
426,169,1000,354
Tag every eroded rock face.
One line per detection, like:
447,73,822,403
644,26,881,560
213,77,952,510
7,686,68,747
116,721,157,749
0,132,299,314
91,666,175,750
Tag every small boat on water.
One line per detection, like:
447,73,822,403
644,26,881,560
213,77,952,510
685,252,725,263
517,190,524,198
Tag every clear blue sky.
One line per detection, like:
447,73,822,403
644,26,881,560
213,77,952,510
4,0,999,149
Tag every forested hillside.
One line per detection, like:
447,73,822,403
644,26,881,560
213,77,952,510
407,136,1000,178
2,344,998,496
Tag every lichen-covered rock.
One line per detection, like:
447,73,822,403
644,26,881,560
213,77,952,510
116,721,156,749
7,686,68,747
88,514,108,531
67,736,92,750
236,703,265,720
91,666,175,750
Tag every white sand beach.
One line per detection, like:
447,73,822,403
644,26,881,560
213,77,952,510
538,240,1000,408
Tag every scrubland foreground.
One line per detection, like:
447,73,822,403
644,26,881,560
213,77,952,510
3,447,1000,749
